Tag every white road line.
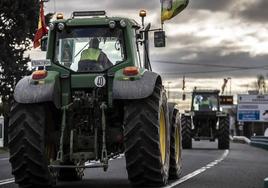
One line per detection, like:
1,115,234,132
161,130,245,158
0,178,15,186
0,158,9,161
0,151,228,187
0,154,125,186
163,149,229,188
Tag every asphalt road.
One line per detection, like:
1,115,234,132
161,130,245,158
0,141,267,188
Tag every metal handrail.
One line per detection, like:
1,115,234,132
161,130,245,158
251,136,268,150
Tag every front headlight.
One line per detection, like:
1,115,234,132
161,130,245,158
48,23,55,31
58,23,65,31
120,19,127,28
109,20,116,29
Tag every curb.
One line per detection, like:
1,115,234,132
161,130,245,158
264,177,268,188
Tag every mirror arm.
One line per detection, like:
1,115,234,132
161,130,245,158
140,28,162,33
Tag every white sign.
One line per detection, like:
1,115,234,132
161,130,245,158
31,60,51,68
0,116,4,148
94,76,106,88
237,94,268,122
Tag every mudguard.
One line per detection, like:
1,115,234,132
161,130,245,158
14,71,61,108
113,71,162,99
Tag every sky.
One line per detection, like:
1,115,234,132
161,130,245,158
32,0,268,107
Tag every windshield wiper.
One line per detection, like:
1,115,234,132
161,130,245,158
75,42,89,58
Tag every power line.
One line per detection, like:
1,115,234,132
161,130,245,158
153,60,268,70
153,60,268,75
160,66,268,75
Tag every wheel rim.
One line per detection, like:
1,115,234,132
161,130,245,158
175,126,180,163
159,107,166,165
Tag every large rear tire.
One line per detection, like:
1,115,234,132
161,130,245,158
124,84,170,186
8,103,55,188
181,114,192,149
168,106,182,179
218,116,230,149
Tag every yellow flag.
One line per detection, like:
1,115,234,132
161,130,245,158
161,0,189,22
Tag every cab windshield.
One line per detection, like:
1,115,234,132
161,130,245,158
55,27,125,72
192,94,219,111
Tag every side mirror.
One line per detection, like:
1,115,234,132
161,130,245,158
41,36,48,51
154,31,166,47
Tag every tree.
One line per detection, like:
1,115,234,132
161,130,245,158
0,0,39,104
0,0,40,146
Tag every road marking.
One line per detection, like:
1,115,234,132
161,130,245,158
0,158,9,161
164,149,229,188
0,178,15,186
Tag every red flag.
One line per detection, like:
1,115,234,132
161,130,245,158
33,2,48,48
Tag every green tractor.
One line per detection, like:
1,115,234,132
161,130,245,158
8,10,183,187
181,89,230,150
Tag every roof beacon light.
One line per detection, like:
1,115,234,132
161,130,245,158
139,10,147,18
56,13,64,20
123,66,139,76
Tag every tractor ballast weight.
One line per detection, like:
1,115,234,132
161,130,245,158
8,10,183,188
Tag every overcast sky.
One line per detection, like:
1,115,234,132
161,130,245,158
40,0,268,99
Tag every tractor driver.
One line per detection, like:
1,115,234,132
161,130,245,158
199,96,212,110
78,38,113,72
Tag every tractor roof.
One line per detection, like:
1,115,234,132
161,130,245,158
192,89,220,95
53,11,140,28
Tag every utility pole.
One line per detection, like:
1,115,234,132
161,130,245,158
228,77,232,95
167,81,171,99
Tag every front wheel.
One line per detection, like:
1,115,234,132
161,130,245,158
168,107,182,179
218,116,230,149
124,84,170,186
181,114,192,149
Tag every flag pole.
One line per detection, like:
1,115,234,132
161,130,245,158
161,0,164,29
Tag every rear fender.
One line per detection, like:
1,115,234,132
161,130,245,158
14,71,61,108
113,70,162,100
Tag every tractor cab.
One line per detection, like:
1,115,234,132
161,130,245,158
49,12,128,73
191,90,220,113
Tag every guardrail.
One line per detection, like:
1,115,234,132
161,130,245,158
264,177,268,188
250,136,268,150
